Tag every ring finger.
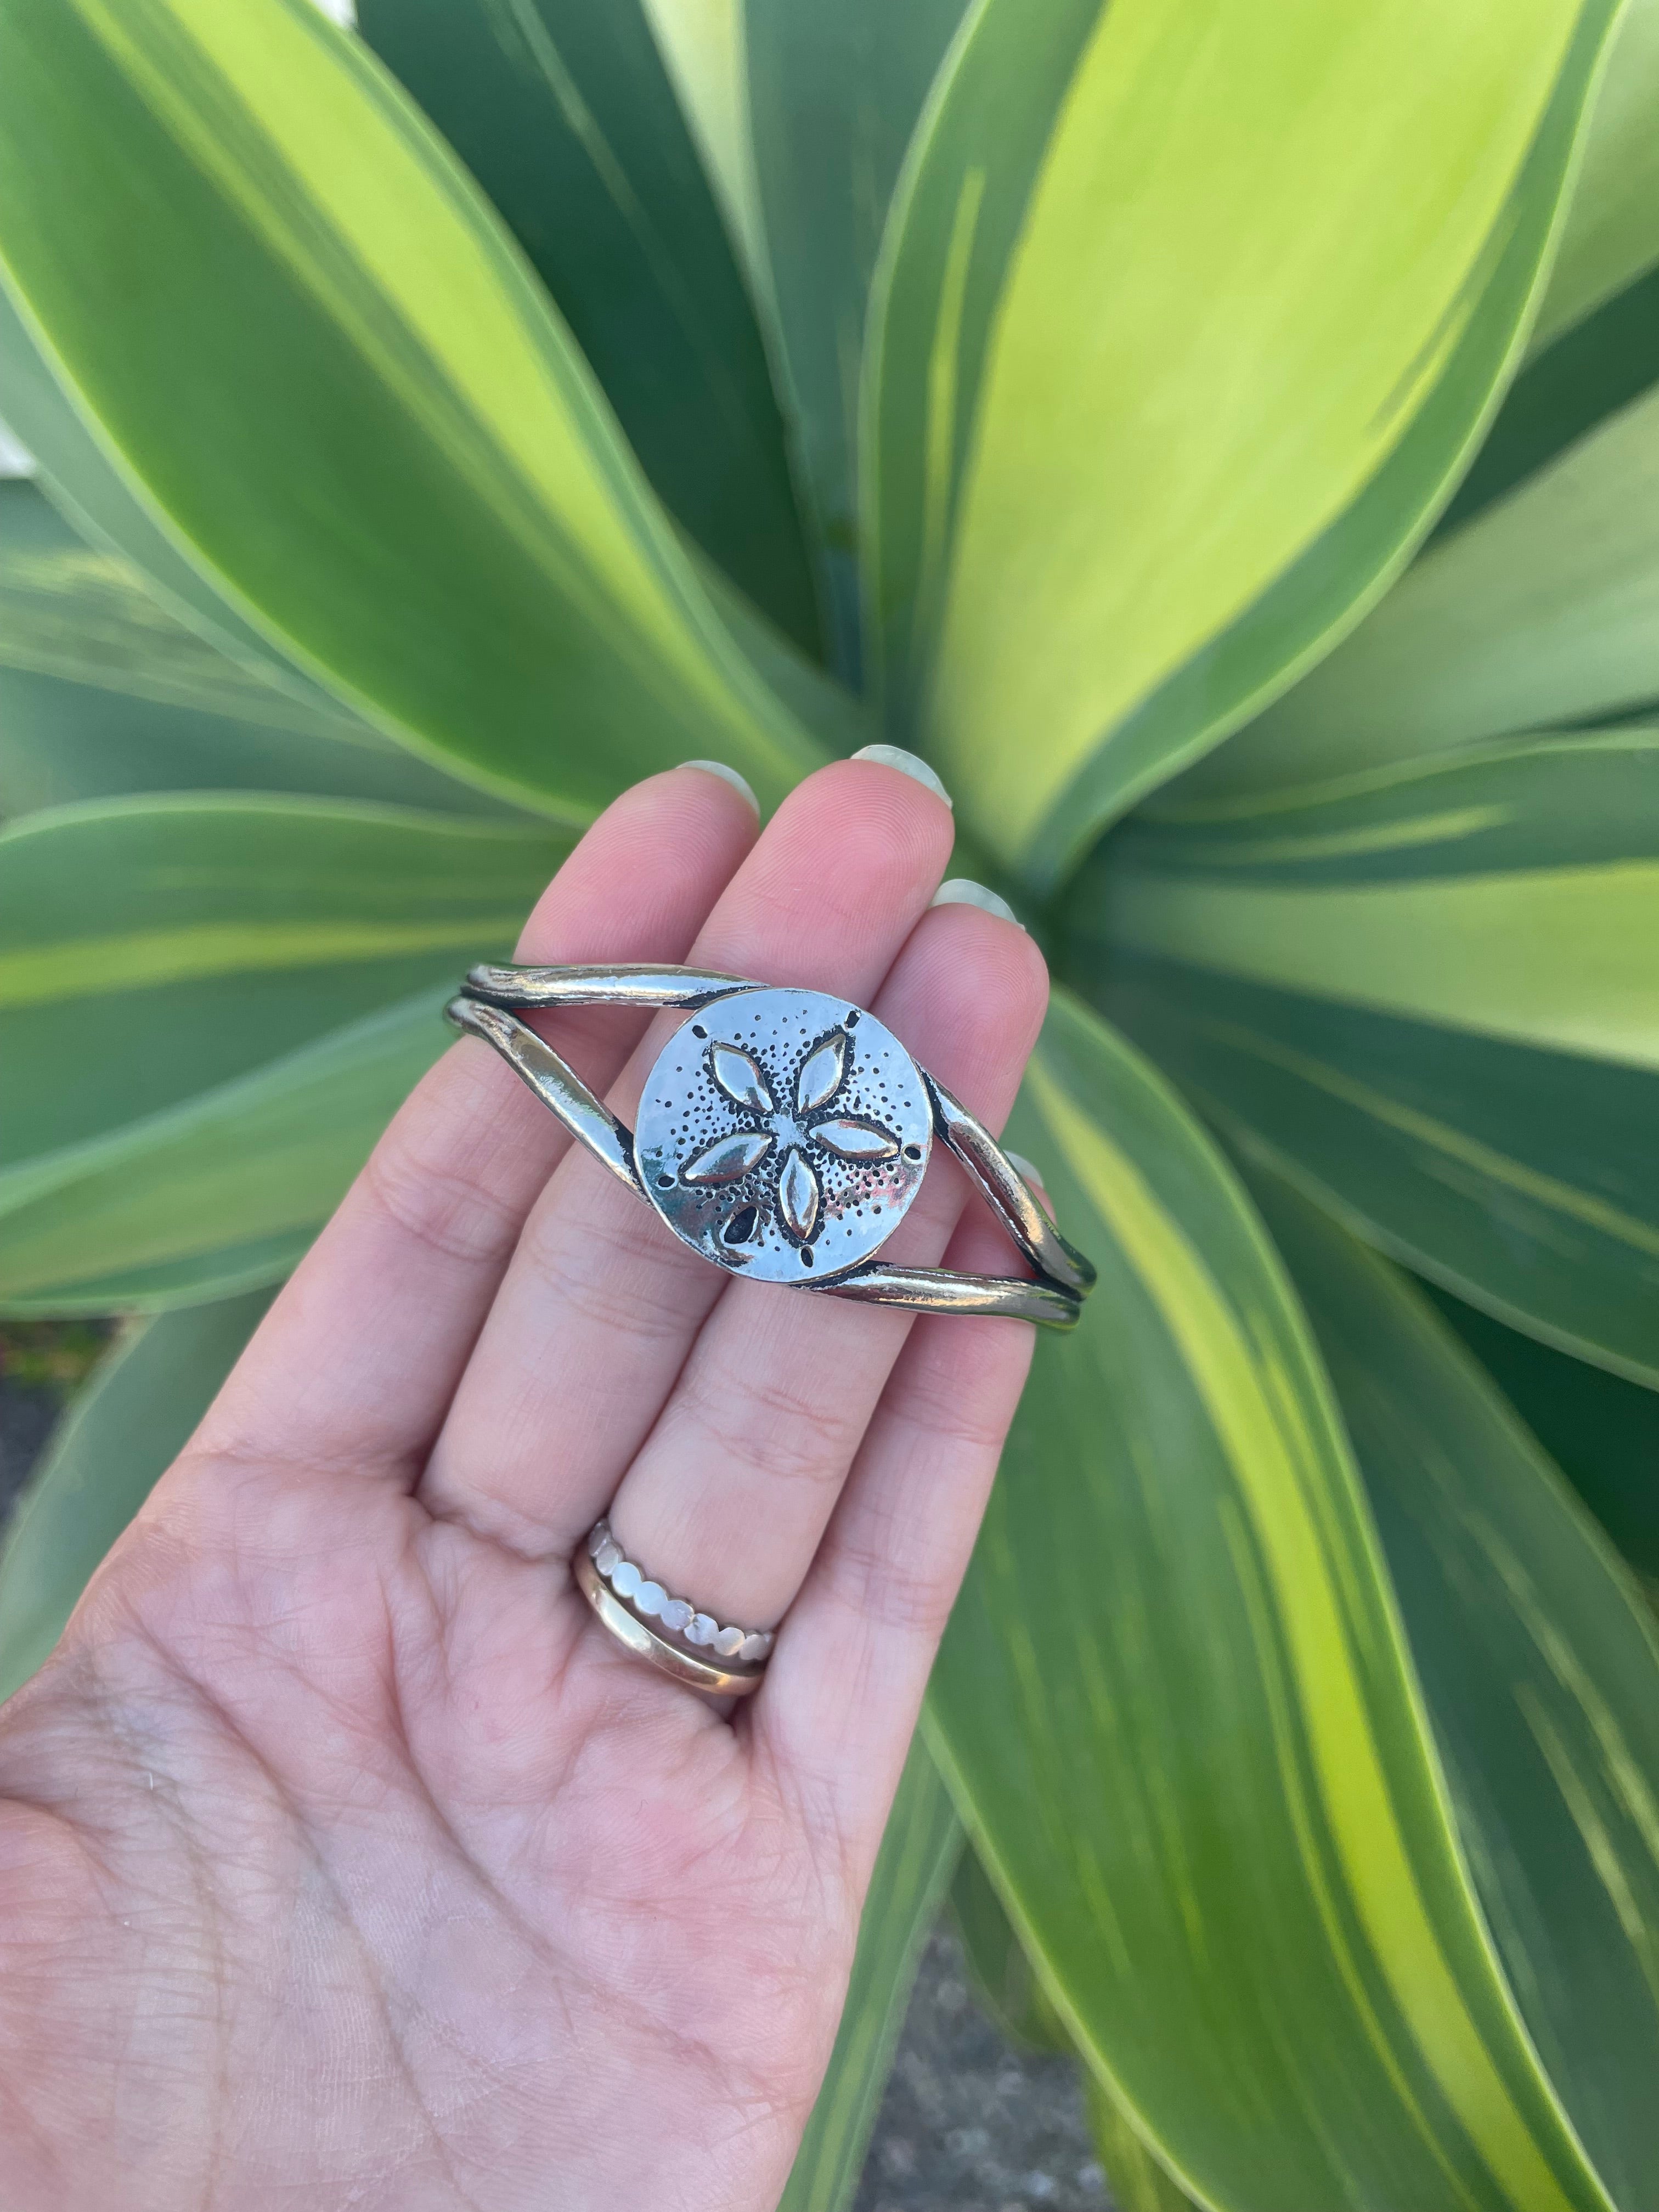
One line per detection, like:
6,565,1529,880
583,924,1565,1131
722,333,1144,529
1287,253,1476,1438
417,754,957,1554
591,892,1047,1663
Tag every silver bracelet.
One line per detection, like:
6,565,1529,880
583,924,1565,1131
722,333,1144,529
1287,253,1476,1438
446,964,1095,1329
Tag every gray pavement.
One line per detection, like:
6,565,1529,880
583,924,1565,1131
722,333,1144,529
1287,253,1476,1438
859,1928,1110,2212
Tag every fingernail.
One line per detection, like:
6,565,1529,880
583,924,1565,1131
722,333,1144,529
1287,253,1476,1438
1006,1150,1056,1219
850,743,952,810
679,760,759,815
929,877,1024,928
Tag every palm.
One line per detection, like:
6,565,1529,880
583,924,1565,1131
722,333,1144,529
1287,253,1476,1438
0,757,1046,2212
31,1475,830,2208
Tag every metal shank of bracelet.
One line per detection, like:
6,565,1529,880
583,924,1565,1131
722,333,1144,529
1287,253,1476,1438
445,964,1096,1329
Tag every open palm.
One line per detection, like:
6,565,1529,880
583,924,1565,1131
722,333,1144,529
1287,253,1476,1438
0,756,1048,2212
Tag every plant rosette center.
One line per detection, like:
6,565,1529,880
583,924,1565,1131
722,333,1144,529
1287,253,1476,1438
636,985,934,1282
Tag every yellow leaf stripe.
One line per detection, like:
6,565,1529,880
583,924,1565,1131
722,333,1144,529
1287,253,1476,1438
1109,862,1659,1071
0,540,365,736
916,165,986,644
637,0,770,311
0,991,444,1290
923,0,1577,860
1128,805,1511,870
64,0,807,772
1457,1482,1659,2021
0,918,532,1009
1025,1052,1601,2212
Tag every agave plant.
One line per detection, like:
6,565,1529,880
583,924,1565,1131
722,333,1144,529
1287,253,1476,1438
2,0,1658,2204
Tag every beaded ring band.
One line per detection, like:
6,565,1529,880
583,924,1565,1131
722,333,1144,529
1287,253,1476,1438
447,963,1096,1329
575,1519,771,1696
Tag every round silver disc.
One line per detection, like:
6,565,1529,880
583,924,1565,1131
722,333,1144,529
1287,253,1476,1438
636,986,933,1283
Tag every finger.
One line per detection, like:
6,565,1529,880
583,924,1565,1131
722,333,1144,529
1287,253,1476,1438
597,896,1047,1650
417,755,957,1555
753,1188,1041,1862
186,766,760,1482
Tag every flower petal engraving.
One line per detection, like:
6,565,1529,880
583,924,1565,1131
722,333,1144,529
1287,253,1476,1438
709,1042,776,1113
777,1146,821,1241
795,1030,849,1114
681,1129,775,1186
812,1115,901,1163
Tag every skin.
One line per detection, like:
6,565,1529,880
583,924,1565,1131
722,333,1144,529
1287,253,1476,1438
0,757,1049,2211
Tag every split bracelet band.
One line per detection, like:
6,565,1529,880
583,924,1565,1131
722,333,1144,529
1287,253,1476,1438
445,963,1096,1330
449,962,1097,1700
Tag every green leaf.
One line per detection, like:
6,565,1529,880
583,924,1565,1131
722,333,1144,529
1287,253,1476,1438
0,0,825,821
1421,1282,1659,1586
690,541,874,760
0,480,530,818
1101,956,1659,1394
1533,0,1659,347
1108,734,1659,1069
929,988,1610,2212
862,0,1611,884
0,278,344,693
1434,261,1659,539
1088,732,1659,1381
1084,2075,1203,2212
634,0,766,309
1199,381,1659,797
778,1731,961,2212
0,795,570,1313
1246,1168,1659,2212
355,0,820,655
0,1288,272,1701
949,1841,1071,2055
0,795,563,1026
743,0,964,672
0,995,445,1316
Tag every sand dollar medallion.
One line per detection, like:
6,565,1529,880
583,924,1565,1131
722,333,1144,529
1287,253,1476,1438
635,986,934,1283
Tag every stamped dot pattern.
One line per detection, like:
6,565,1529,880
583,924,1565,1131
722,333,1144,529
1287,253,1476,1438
636,986,933,1284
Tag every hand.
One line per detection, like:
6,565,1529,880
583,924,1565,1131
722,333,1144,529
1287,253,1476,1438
0,758,1048,2211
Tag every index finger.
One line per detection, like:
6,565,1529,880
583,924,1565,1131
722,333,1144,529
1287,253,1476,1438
184,766,760,1486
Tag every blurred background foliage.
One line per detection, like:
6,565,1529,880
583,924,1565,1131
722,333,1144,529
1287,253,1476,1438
1,1,1657,2206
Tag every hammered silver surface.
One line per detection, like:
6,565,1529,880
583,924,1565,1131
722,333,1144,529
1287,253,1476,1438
636,986,933,1284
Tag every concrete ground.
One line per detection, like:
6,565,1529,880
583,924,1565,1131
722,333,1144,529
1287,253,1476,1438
0,1367,58,1523
0,1348,1112,2209
858,1928,1110,2212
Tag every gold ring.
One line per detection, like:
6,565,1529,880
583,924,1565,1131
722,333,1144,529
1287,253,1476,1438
573,1550,768,1697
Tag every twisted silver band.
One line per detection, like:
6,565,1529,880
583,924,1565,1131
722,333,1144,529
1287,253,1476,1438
446,963,1095,1329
